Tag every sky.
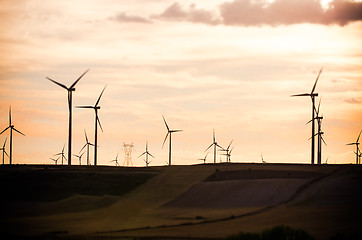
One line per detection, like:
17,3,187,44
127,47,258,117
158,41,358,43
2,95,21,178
0,0,361,166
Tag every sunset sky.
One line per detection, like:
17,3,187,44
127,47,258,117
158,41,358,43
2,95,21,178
0,0,361,166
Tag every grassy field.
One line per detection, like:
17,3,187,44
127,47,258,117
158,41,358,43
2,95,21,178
1,163,361,240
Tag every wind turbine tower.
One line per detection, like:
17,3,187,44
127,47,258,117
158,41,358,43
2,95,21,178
1,138,8,164
205,129,223,164
47,69,89,165
77,85,106,166
123,143,134,167
347,130,361,164
138,142,154,167
162,116,182,166
291,67,323,164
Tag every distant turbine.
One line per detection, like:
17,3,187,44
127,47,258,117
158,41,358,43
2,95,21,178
291,67,323,164
138,142,154,167
79,130,95,166
54,145,67,165
220,140,233,163
205,129,223,164
47,69,89,165
162,116,182,166
1,138,9,164
110,153,120,166
50,156,60,165
77,85,107,166
74,152,84,165
261,153,267,164
347,130,362,164
0,107,25,164
198,152,208,164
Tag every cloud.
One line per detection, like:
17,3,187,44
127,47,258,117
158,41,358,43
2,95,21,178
155,2,222,25
344,98,361,104
111,12,151,23
156,0,362,26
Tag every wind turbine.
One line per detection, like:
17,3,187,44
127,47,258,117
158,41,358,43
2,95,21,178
74,152,84,165
162,116,182,166
1,138,9,164
0,107,25,164
47,69,89,165
54,145,67,165
110,153,120,166
198,152,208,164
261,153,267,164
291,67,323,164
307,98,326,164
76,85,107,166
138,142,154,167
220,140,233,163
347,130,362,164
50,156,60,165
79,130,94,166
205,129,223,164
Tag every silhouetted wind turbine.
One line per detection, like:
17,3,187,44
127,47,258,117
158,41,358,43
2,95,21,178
291,67,323,164
50,156,60,165
77,85,106,166
198,152,208,164
138,142,154,167
0,107,25,164
205,129,223,164
347,130,362,164
261,153,267,163
55,145,67,165
47,69,89,165
79,130,94,166
1,138,9,164
162,116,182,166
74,152,84,165
307,98,326,164
110,153,120,166
220,140,233,163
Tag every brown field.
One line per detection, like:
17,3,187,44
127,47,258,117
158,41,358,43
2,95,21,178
1,163,361,240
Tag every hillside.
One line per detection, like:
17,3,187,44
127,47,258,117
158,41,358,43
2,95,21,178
1,163,361,240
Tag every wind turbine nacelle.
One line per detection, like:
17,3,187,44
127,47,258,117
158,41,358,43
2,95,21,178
95,106,101,110
70,87,76,91
311,93,318,97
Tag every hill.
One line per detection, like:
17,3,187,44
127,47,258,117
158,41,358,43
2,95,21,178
1,163,361,240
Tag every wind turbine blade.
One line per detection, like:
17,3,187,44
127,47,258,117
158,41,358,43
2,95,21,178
162,115,169,131
291,93,310,97
321,136,327,146
80,143,87,153
4,151,9,157
316,97,322,116
47,77,69,90
76,106,94,109
2,138,7,148
311,67,323,94
149,153,155,158
213,129,215,143
84,130,89,143
9,106,12,125
172,130,183,133
357,130,362,143
80,152,85,157
162,132,169,148
216,143,223,149
96,115,103,132
138,152,146,158
205,152,209,158
95,85,107,106
205,143,214,151
227,140,233,150
70,69,89,89
346,143,356,146
13,128,25,136
0,126,10,135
